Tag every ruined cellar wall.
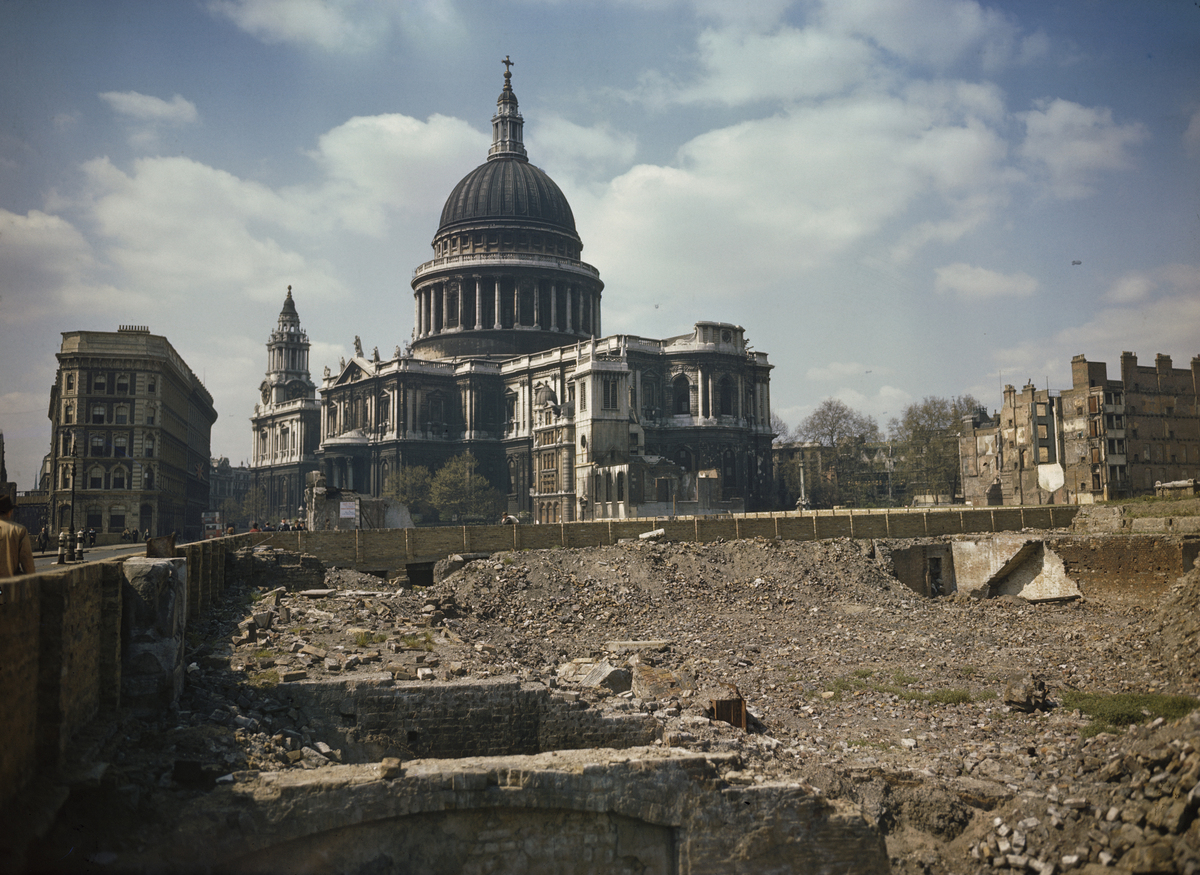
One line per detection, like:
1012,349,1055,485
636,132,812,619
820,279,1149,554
0,576,40,809
1047,535,1194,603
276,677,658,760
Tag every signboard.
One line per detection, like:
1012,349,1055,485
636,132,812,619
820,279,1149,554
339,501,357,519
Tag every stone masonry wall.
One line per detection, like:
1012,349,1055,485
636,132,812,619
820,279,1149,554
276,676,659,762
254,506,1078,574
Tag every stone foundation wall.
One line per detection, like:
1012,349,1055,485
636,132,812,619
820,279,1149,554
276,676,659,761
226,546,325,591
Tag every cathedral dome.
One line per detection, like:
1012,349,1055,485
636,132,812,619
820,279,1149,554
438,158,577,237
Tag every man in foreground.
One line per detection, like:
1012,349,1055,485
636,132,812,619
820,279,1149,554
0,495,36,577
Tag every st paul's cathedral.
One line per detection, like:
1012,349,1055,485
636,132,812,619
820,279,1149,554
250,63,775,525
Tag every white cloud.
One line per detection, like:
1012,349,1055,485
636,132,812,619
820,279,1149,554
1018,98,1147,199
99,91,199,125
818,0,1027,71
993,264,1200,387
208,0,385,51
1106,272,1153,304
305,112,485,235
934,262,1037,300
0,208,108,322
665,25,881,105
533,114,637,183
585,85,1015,305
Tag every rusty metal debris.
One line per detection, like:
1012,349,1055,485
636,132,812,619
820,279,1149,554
710,683,747,730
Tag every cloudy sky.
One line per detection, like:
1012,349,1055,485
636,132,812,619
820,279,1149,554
2,0,1198,489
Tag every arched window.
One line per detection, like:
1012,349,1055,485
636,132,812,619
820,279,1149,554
64,401,74,424
113,435,128,458
605,472,613,502
672,375,691,415
718,377,734,416
88,466,104,489
616,471,625,501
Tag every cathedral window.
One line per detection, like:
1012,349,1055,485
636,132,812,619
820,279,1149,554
719,377,734,416
64,401,74,424
66,374,75,392
578,382,587,412
672,375,691,415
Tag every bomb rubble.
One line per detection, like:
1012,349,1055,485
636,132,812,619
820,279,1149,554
30,536,1200,875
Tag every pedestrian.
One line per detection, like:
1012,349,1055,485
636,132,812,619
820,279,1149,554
88,527,97,547
0,495,36,577
37,526,49,552
501,512,517,525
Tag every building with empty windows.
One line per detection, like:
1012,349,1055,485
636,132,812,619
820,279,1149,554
960,351,1199,505
252,66,775,524
45,326,217,539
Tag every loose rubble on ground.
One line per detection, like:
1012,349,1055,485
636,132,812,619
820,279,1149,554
33,535,1200,874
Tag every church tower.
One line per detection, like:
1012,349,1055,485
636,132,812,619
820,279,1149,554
249,286,321,524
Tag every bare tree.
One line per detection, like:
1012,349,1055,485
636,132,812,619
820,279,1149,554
795,398,880,446
770,412,791,444
888,395,982,503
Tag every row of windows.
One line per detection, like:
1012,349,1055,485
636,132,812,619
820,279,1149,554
63,372,157,396
60,464,155,491
62,401,156,426
61,431,155,458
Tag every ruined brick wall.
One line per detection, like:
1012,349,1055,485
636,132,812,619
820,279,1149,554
1048,535,1197,605
277,676,658,761
226,546,324,591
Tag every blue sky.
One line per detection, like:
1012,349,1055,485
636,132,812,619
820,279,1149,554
2,0,1198,490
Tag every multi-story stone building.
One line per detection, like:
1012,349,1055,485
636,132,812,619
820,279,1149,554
261,66,775,523
960,351,1199,505
209,456,251,514
249,287,322,523
46,326,217,539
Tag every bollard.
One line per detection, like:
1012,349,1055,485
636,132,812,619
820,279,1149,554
76,528,86,562
57,529,68,564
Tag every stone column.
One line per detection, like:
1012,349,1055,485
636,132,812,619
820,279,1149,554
474,276,482,329
594,294,600,337
513,283,521,328
550,283,558,330
494,279,503,329
442,284,450,332
566,286,573,333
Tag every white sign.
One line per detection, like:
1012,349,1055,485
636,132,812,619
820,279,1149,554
339,501,357,519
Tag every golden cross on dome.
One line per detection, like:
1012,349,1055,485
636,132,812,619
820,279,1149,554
502,55,514,74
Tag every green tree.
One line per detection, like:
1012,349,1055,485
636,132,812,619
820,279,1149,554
239,485,268,527
383,465,435,519
428,454,503,523
888,395,982,504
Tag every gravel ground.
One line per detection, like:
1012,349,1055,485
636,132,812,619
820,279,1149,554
27,535,1200,874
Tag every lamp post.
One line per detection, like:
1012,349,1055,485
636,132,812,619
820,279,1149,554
68,431,78,561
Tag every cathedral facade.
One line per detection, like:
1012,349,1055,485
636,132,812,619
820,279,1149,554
252,66,774,524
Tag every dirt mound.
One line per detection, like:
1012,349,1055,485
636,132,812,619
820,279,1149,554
1154,560,1200,684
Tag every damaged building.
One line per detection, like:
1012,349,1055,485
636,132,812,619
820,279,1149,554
251,65,775,525
960,351,1200,505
